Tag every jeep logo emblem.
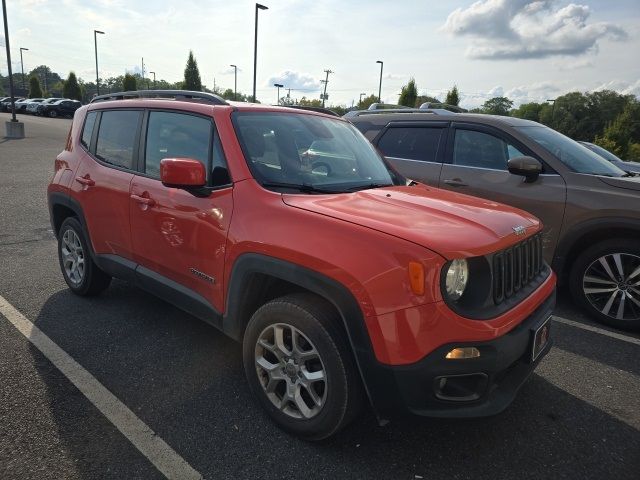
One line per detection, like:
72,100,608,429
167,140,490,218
513,226,526,236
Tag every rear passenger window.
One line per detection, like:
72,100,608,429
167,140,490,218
95,111,140,169
145,111,211,178
81,112,97,149
377,127,443,162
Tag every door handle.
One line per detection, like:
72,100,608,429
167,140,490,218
443,178,468,187
75,175,95,187
131,194,156,207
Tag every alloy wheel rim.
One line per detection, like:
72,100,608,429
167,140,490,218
61,229,85,286
583,253,640,321
255,323,327,419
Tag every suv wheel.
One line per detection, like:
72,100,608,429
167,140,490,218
570,239,640,330
58,217,111,296
243,293,362,440
48,110,58,118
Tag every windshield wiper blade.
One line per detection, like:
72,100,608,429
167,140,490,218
261,181,344,194
345,182,394,192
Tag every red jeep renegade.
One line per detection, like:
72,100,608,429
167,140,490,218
48,90,556,440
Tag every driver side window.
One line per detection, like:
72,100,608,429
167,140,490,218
453,129,525,171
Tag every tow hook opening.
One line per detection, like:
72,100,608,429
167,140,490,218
434,373,489,402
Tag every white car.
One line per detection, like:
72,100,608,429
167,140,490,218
25,98,47,114
34,98,64,115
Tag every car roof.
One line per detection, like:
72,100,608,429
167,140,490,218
346,110,541,128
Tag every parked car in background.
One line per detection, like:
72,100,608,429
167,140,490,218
25,98,47,114
349,109,640,329
1,97,25,112
39,99,82,118
35,98,65,116
14,98,38,112
47,90,556,439
579,141,640,174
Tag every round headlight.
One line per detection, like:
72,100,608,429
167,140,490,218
445,259,469,301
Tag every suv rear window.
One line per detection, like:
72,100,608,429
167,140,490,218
81,112,97,149
95,110,141,169
377,127,443,162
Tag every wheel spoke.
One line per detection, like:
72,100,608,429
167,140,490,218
601,290,618,316
612,254,625,280
300,383,323,407
274,325,292,357
583,275,617,286
301,368,325,384
628,265,640,282
598,256,618,282
293,387,313,419
616,292,626,320
584,287,618,294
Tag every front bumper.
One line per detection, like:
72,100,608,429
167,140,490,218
365,289,555,419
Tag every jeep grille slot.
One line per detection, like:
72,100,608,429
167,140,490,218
492,233,544,305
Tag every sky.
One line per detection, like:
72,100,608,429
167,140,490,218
1,0,639,108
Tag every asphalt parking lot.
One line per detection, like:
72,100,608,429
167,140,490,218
1,113,639,480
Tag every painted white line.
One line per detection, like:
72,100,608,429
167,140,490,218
553,315,640,347
0,294,203,480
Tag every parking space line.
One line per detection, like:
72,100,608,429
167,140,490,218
553,315,640,346
0,294,203,480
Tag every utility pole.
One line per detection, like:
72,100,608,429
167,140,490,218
141,57,144,87
2,0,24,137
94,30,104,95
230,64,237,100
274,83,283,105
19,47,28,93
321,69,333,108
359,92,366,106
376,60,383,103
253,3,268,102
149,71,156,89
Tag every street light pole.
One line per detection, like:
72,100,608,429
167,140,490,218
274,83,283,105
230,64,237,100
94,30,104,95
150,71,156,89
253,3,268,103
2,0,24,136
376,60,383,103
359,92,366,106
321,69,333,108
19,47,28,92
547,99,556,125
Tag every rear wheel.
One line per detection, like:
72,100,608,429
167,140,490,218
48,110,58,118
58,217,111,296
570,239,640,330
243,293,362,440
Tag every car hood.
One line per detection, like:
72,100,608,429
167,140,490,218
282,184,540,259
598,175,640,191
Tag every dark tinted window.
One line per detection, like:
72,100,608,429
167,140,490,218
81,111,97,149
95,110,141,169
377,127,443,162
145,111,211,178
453,129,524,170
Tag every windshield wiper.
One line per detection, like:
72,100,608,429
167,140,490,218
261,181,344,194
345,182,394,192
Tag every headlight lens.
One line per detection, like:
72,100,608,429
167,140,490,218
445,259,469,301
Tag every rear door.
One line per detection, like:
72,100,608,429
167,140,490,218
129,109,233,313
438,123,566,261
72,109,142,259
373,122,448,187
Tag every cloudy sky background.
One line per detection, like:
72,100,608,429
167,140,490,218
1,0,639,107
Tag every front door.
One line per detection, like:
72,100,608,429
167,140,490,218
438,124,566,261
129,110,233,312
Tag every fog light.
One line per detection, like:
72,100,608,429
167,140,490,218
445,347,480,360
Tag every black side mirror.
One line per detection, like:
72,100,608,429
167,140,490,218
508,156,542,183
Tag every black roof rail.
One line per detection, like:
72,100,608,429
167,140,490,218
279,105,339,116
90,89,228,105
342,108,452,118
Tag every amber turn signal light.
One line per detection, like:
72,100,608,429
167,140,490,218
445,347,481,360
408,261,425,295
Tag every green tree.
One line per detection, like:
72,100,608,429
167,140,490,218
481,96,513,116
298,96,323,107
123,73,137,91
511,102,543,122
183,51,202,91
358,94,378,109
28,76,43,98
414,95,441,107
398,78,418,107
63,72,82,101
445,85,460,106
595,101,640,159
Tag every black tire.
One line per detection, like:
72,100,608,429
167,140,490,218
57,217,111,296
243,293,363,440
569,239,640,330
48,110,57,118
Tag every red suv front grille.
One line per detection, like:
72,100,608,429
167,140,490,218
493,233,544,304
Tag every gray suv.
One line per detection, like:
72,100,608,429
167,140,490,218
347,110,640,329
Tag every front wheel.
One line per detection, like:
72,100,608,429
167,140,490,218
48,110,58,118
243,293,362,440
570,239,640,330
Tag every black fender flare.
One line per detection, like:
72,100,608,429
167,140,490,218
223,253,399,419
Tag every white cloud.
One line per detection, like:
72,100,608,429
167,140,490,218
593,80,640,97
266,70,321,92
441,0,628,60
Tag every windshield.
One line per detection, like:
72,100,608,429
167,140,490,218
234,111,399,192
516,126,626,177
581,142,623,163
